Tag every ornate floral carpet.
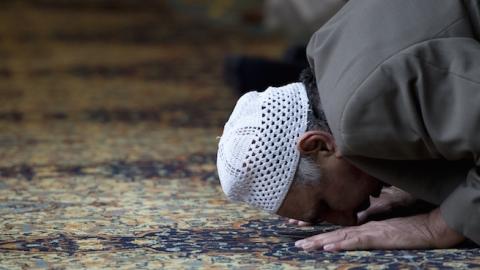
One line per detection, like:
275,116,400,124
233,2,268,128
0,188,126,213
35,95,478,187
0,1,479,269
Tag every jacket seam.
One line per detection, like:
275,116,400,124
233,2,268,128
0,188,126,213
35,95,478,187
398,49,480,85
339,17,465,152
433,17,467,38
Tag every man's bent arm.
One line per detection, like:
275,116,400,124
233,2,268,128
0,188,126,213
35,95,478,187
398,38,480,245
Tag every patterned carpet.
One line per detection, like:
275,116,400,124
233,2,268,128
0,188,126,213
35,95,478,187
0,1,479,269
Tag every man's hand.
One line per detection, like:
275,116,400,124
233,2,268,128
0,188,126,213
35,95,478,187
295,208,465,251
287,219,312,227
357,186,416,224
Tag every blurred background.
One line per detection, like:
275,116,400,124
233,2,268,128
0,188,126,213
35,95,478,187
0,0,350,268
0,0,348,180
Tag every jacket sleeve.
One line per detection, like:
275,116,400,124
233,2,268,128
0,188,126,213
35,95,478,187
387,38,480,244
341,37,480,244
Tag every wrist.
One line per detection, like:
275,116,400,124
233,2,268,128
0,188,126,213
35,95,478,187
427,208,465,248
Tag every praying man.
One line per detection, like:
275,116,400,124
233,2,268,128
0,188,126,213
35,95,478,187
217,0,480,251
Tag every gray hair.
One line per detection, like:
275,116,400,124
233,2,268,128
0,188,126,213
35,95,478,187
294,154,322,185
293,67,331,186
292,109,325,185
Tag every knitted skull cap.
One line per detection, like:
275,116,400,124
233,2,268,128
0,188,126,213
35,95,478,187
217,83,309,213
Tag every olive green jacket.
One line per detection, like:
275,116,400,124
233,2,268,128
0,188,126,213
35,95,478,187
307,0,480,244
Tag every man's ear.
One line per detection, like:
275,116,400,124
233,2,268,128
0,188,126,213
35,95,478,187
297,130,336,156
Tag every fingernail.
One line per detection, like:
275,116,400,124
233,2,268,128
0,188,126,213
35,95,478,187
295,240,304,247
323,244,334,251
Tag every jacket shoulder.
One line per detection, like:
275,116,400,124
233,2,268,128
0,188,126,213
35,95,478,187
307,0,474,156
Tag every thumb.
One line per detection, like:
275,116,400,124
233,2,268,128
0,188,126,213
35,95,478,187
356,199,390,224
357,211,368,224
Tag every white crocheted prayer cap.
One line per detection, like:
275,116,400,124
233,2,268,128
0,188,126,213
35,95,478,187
217,83,309,213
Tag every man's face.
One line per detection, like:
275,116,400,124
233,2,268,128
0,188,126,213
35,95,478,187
277,157,383,226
